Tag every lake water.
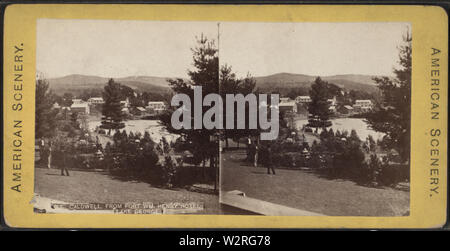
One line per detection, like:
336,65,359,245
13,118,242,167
88,118,383,143
88,120,178,143
295,118,385,141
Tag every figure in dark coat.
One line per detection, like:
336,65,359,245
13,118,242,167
60,146,70,176
266,145,276,175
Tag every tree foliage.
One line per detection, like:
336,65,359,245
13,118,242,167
308,77,332,130
366,31,411,162
160,34,219,167
101,79,125,132
36,79,58,139
219,65,258,145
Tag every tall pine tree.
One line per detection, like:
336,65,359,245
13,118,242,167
35,79,58,139
308,77,332,131
160,34,219,173
366,31,411,163
101,79,125,134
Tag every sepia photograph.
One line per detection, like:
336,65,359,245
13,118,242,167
33,19,410,216
219,22,411,216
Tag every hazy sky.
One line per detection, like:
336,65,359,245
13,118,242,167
37,19,409,79
37,19,218,78
220,22,410,78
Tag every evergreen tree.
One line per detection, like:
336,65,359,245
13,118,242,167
219,65,257,148
366,31,411,162
308,77,332,131
101,79,125,134
35,79,58,139
61,92,74,107
160,34,219,175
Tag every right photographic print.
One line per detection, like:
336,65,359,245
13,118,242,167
219,22,411,216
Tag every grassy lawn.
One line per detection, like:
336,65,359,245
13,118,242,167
220,149,409,216
35,148,410,216
35,167,222,214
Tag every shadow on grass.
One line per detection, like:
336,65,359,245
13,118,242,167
231,153,408,191
250,170,271,175
302,167,410,191
105,165,217,191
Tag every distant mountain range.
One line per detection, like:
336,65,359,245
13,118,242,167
47,72,383,95
253,73,381,93
47,74,174,95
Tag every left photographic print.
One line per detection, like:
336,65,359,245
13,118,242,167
33,19,221,214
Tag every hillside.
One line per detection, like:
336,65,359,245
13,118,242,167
254,73,381,93
47,72,382,96
47,74,173,95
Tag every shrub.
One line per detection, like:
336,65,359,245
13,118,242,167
161,155,177,188
272,152,309,168
378,163,409,186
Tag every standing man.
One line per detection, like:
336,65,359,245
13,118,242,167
47,140,52,169
248,142,256,164
254,140,259,168
266,145,276,175
60,145,70,176
246,136,252,161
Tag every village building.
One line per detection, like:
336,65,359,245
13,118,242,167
136,107,146,112
339,105,354,115
278,101,297,114
52,102,61,109
279,97,291,103
120,98,130,108
70,102,90,114
132,106,147,116
72,98,85,105
295,96,312,104
87,97,105,105
353,99,373,112
147,101,166,113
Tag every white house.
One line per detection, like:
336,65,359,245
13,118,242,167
353,99,373,112
295,96,312,104
342,105,354,114
70,102,90,115
120,98,130,108
278,101,297,113
279,97,291,103
72,99,84,105
88,97,104,105
147,101,166,113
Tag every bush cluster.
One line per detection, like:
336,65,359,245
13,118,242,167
308,128,409,186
